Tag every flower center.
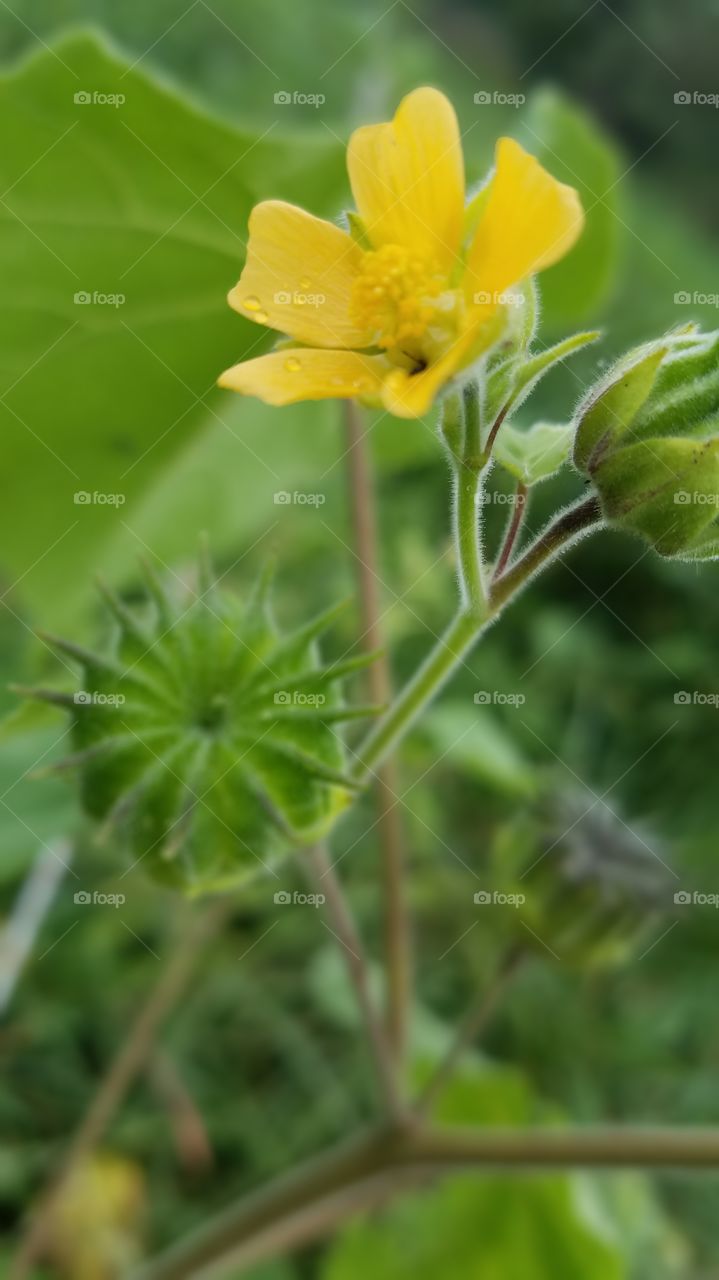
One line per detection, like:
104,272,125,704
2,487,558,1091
350,244,458,365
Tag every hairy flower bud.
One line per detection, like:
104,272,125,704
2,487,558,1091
487,792,672,969
29,557,378,894
573,326,719,558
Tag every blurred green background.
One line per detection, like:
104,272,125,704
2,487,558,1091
1,0,719,1276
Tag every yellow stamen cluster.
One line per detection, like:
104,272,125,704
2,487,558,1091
350,244,450,357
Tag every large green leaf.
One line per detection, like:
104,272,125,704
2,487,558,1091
0,32,345,622
323,1066,625,1280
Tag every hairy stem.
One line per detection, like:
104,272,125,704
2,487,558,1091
133,1120,719,1280
416,948,525,1117
351,608,486,783
493,481,528,579
343,400,411,1068
12,901,227,1280
308,845,404,1120
490,494,602,610
353,494,602,783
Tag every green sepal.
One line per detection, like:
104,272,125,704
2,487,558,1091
346,210,372,249
493,421,574,487
593,435,719,557
572,341,668,473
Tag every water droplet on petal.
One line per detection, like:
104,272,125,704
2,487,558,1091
244,296,262,312
255,310,269,324
285,356,302,372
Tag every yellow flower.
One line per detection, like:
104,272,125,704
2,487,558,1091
219,87,584,420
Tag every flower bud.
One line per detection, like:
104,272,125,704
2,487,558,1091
30,556,378,894
573,327,719,558
489,792,672,970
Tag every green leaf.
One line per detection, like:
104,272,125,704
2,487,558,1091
493,422,574,486
323,1089,625,1280
0,724,78,882
511,330,601,408
420,702,536,798
0,33,345,623
521,90,622,328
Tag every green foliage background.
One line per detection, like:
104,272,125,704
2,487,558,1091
1,1,718,1275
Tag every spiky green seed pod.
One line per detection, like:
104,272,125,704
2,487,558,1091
31,558,379,895
573,325,719,559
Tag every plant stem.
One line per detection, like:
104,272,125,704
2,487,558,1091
416,948,524,1117
133,1121,719,1280
12,901,227,1280
307,845,404,1120
351,607,486,783
343,400,411,1069
353,494,602,785
453,464,486,612
493,481,528,579
490,495,602,610
452,385,488,613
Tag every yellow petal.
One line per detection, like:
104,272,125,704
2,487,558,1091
228,201,373,348
347,87,465,274
219,348,388,407
380,316,497,419
465,137,584,302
